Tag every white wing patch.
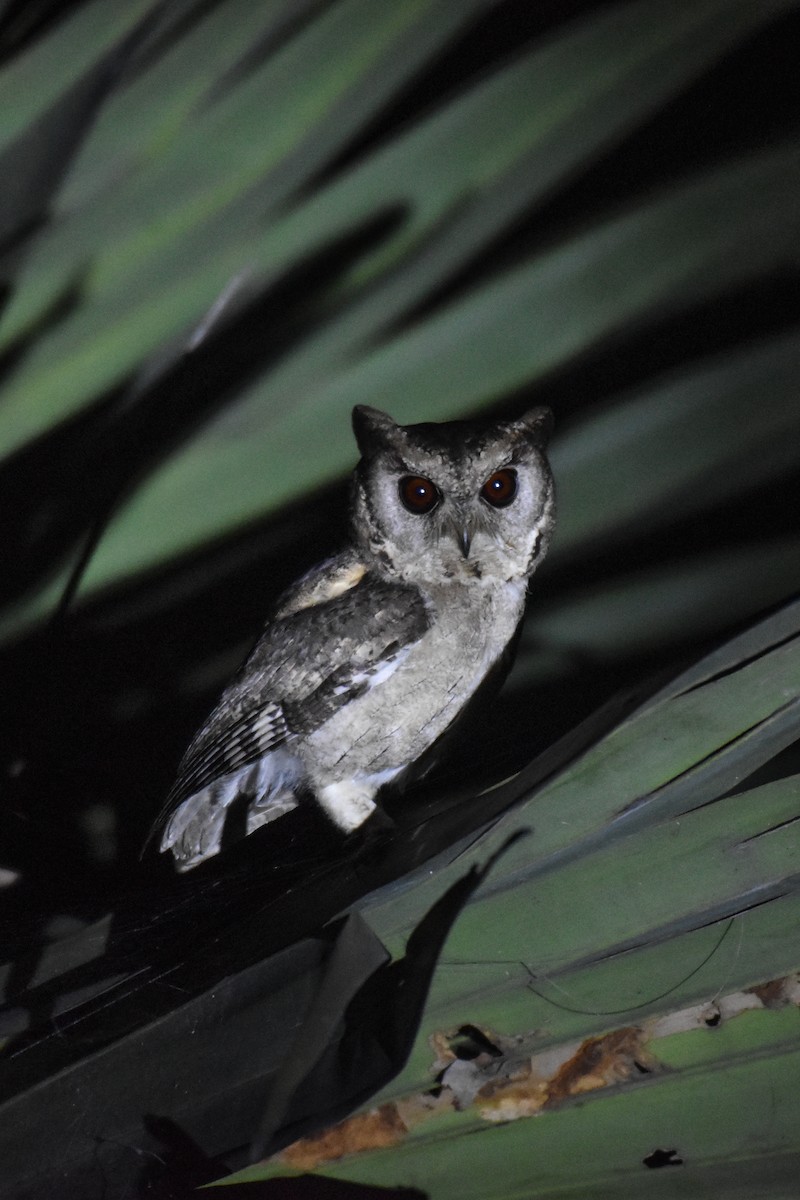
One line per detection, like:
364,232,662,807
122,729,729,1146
335,643,411,696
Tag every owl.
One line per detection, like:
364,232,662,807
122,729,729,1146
156,404,555,870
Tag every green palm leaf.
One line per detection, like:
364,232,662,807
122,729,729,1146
1,1,799,1195
231,601,800,1194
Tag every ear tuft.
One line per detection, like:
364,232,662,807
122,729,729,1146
352,405,401,457
517,405,553,447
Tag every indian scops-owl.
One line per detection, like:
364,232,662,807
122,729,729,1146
157,404,555,870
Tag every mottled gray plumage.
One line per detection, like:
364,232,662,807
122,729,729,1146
157,404,555,869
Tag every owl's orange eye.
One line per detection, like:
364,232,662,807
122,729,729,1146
399,475,440,514
481,468,517,508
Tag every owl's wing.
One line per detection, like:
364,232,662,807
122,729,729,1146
154,559,430,866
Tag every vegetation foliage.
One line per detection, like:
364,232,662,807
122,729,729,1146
0,1,798,1196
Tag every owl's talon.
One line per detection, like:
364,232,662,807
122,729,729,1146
346,808,395,879
347,806,395,853
361,805,396,837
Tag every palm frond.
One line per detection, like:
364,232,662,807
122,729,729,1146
0,1,798,1195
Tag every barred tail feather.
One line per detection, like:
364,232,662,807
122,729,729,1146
160,750,302,870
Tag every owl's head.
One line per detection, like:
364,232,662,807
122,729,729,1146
349,405,555,586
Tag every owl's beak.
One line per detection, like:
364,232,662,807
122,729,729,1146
449,508,475,558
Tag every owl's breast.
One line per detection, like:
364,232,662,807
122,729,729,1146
300,578,527,784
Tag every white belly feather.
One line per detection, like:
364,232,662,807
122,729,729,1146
301,578,526,785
